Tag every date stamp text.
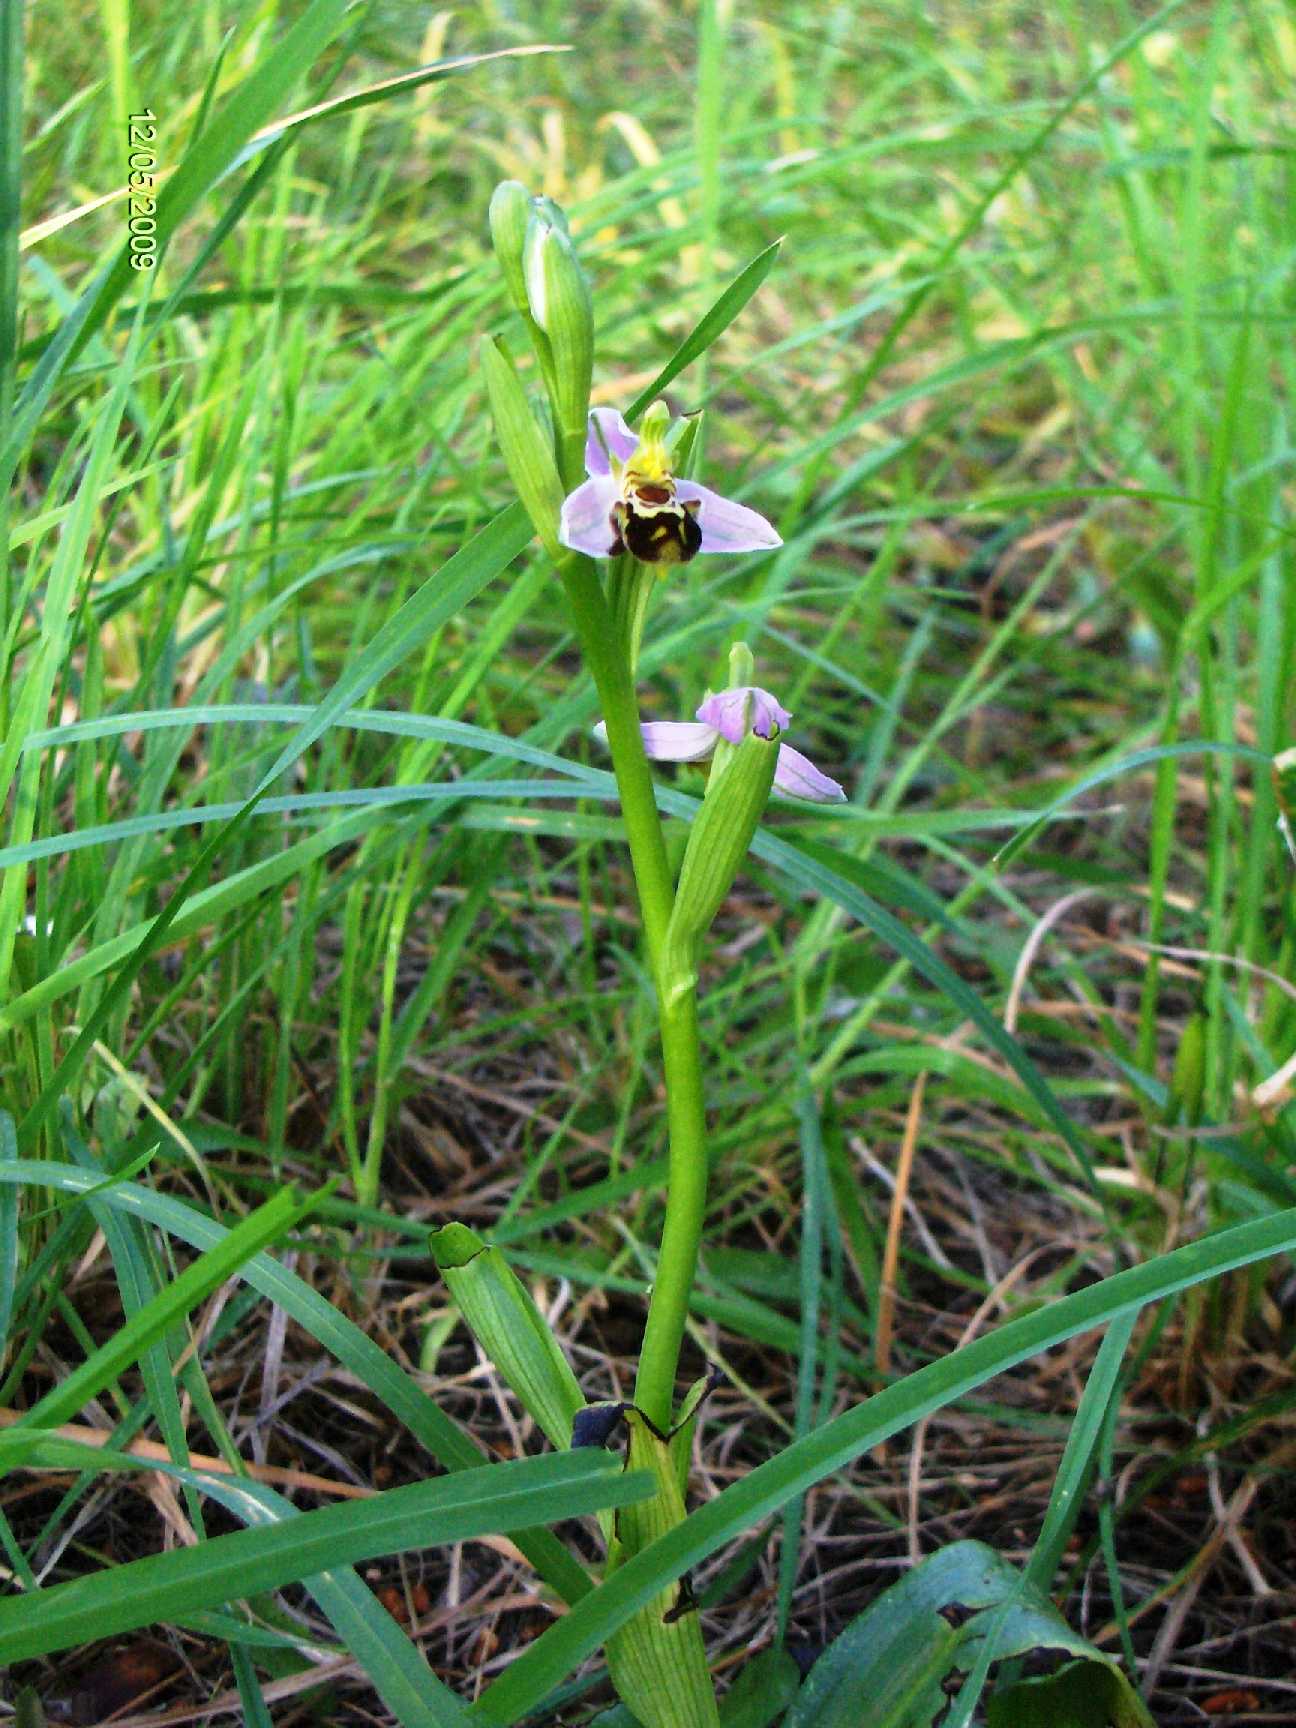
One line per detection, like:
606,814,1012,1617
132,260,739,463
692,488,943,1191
127,111,158,270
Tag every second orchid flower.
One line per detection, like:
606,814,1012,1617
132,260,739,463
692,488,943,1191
597,682,846,803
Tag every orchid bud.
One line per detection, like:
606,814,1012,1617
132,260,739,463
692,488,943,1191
430,1222,584,1452
524,212,593,448
488,180,533,316
480,336,566,560
529,193,571,236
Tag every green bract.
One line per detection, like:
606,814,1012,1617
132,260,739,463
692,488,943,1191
604,1410,719,1728
431,1223,585,1453
480,337,566,561
664,723,779,1002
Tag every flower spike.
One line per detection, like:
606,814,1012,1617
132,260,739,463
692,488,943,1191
560,403,781,565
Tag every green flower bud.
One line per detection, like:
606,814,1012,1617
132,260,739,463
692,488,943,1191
488,180,533,315
605,1410,720,1728
480,335,566,560
430,1222,584,1452
524,215,593,442
528,194,570,237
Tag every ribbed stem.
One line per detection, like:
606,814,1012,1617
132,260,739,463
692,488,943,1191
633,985,707,1429
555,551,707,1430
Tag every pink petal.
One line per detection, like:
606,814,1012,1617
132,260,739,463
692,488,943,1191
585,408,638,476
674,479,781,554
640,721,719,762
696,686,792,744
559,473,621,558
773,744,846,803
592,720,718,762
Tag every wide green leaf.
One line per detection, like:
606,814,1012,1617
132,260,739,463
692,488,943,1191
0,1450,650,1664
782,1542,1152,1728
989,1659,1154,1728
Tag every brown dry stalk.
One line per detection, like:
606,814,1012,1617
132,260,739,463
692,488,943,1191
0,1406,373,1499
874,1069,928,1383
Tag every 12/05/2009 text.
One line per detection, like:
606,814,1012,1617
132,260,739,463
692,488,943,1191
127,111,157,271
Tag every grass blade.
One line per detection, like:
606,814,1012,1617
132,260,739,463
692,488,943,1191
0,1451,649,1666
0,1159,593,1605
625,239,783,421
14,1183,316,1432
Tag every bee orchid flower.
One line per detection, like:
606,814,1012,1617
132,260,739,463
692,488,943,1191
596,683,846,803
560,405,782,565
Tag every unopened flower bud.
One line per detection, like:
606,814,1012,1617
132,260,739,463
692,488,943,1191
528,194,570,237
524,215,593,445
488,180,533,315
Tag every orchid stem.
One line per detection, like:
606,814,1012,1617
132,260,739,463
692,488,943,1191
635,985,707,1429
555,549,707,1432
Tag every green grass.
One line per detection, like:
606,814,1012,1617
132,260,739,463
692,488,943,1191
3,0,1296,1720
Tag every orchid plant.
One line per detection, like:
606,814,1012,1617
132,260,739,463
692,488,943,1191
441,181,846,1728
437,185,1155,1728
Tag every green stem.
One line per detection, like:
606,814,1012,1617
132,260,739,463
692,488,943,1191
557,553,674,959
634,985,707,1429
555,550,708,1432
